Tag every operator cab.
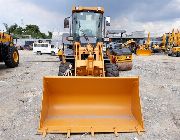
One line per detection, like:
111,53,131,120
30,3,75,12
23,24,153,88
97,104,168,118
64,6,106,46
72,11,103,44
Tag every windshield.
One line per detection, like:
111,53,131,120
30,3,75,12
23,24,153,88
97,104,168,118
72,12,103,40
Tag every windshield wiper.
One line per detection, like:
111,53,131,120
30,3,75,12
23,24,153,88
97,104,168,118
79,21,89,41
80,29,89,41
98,17,102,28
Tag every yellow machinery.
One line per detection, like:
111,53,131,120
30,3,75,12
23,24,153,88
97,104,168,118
161,34,167,52
151,34,166,53
0,32,19,67
125,39,137,53
38,6,144,137
168,29,180,57
106,47,133,71
152,44,160,53
171,46,180,56
105,39,135,71
136,32,152,56
58,49,63,61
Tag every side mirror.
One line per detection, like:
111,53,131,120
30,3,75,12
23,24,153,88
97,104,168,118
67,36,74,41
64,18,69,28
105,16,110,26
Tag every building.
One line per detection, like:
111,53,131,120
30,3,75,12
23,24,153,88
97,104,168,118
107,30,145,43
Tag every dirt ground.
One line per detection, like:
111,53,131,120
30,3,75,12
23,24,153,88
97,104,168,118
0,50,179,140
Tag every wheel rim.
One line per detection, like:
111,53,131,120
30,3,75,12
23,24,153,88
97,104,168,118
13,51,19,63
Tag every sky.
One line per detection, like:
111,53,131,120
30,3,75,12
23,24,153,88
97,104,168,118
0,0,180,36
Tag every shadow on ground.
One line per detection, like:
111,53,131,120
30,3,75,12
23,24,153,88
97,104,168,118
0,63,7,70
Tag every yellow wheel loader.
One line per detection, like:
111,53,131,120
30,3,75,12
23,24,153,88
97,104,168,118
151,34,167,53
136,32,152,56
125,39,137,53
136,45,152,56
168,46,180,57
38,6,144,137
0,32,19,68
167,29,180,57
106,45,133,71
160,34,167,52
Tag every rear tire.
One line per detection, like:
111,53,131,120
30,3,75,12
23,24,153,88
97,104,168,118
4,46,19,68
59,56,62,61
37,51,42,55
51,51,55,56
176,51,180,57
168,53,172,56
105,63,119,77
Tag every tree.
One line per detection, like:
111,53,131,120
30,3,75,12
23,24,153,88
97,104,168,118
47,31,52,39
25,24,40,38
14,26,23,35
3,23,52,39
3,23,9,32
9,24,18,34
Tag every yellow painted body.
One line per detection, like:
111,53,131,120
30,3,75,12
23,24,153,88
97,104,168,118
72,6,104,13
167,29,180,56
161,34,166,51
74,42,104,76
106,49,132,63
152,34,167,53
161,46,166,52
172,46,180,53
13,51,19,63
38,77,144,135
136,32,152,56
136,49,152,56
114,55,132,63
0,32,13,43
152,44,160,50
106,48,133,71
58,49,63,56
136,45,152,56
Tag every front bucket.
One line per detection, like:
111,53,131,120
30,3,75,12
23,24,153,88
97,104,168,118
136,49,152,56
38,77,144,136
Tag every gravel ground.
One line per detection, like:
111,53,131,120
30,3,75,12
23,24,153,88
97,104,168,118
0,50,179,140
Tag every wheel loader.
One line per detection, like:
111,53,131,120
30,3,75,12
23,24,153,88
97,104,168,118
167,29,180,57
38,6,144,137
0,32,19,68
136,32,152,56
125,39,137,53
151,34,167,53
106,43,133,71
168,46,180,56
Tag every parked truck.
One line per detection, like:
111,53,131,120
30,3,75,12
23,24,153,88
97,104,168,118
33,41,59,55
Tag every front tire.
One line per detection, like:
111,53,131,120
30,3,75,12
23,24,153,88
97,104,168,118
105,63,119,77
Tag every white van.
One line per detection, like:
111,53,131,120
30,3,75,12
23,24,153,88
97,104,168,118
33,42,59,55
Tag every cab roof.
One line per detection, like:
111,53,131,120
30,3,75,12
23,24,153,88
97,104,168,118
72,6,104,13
